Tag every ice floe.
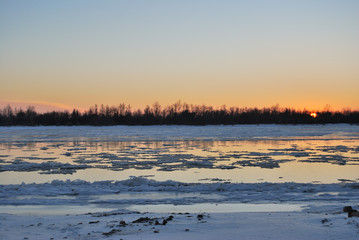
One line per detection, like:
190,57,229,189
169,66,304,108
1,177,359,207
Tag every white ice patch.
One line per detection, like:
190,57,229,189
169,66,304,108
0,124,358,142
1,177,359,214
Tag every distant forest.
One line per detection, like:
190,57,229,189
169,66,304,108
0,102,358,126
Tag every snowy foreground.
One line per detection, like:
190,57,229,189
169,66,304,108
1,177,359,239
2,211,358,240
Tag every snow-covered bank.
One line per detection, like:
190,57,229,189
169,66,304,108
2,177,358,239
1,210,358,239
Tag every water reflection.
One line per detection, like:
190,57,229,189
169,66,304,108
127,203,306,213
0,139,358,184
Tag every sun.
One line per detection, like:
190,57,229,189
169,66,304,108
310,112,317,118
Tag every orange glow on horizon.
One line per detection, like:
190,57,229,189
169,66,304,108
310,113,317,118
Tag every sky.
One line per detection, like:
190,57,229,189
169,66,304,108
1,0,358,112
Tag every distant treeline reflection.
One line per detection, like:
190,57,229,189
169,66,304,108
0,102,358,126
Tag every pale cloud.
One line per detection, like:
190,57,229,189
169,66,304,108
0,100,78,113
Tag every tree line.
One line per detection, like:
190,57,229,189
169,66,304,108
0,102,358,126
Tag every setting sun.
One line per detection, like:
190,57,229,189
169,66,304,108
310,113,317,118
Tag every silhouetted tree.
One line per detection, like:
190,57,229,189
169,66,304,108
0,102,358,126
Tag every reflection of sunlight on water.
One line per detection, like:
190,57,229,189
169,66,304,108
127,203,306,213
0,137,358,184
0,202,306,215
314,192,340,196
0,204,118,215
14,195,76,200
94,192,224,201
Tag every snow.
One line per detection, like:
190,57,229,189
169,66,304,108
1,209,358,239
1,177,359,205
0,124,358,142
1,177,359,239
1,124,359,239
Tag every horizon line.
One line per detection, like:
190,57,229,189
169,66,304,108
0,101,358,113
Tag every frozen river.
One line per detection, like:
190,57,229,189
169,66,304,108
1,125,359,239
0,124,358,184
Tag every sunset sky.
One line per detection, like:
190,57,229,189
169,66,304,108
1,0,358,112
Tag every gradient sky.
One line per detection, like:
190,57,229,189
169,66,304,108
1,0,358,112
